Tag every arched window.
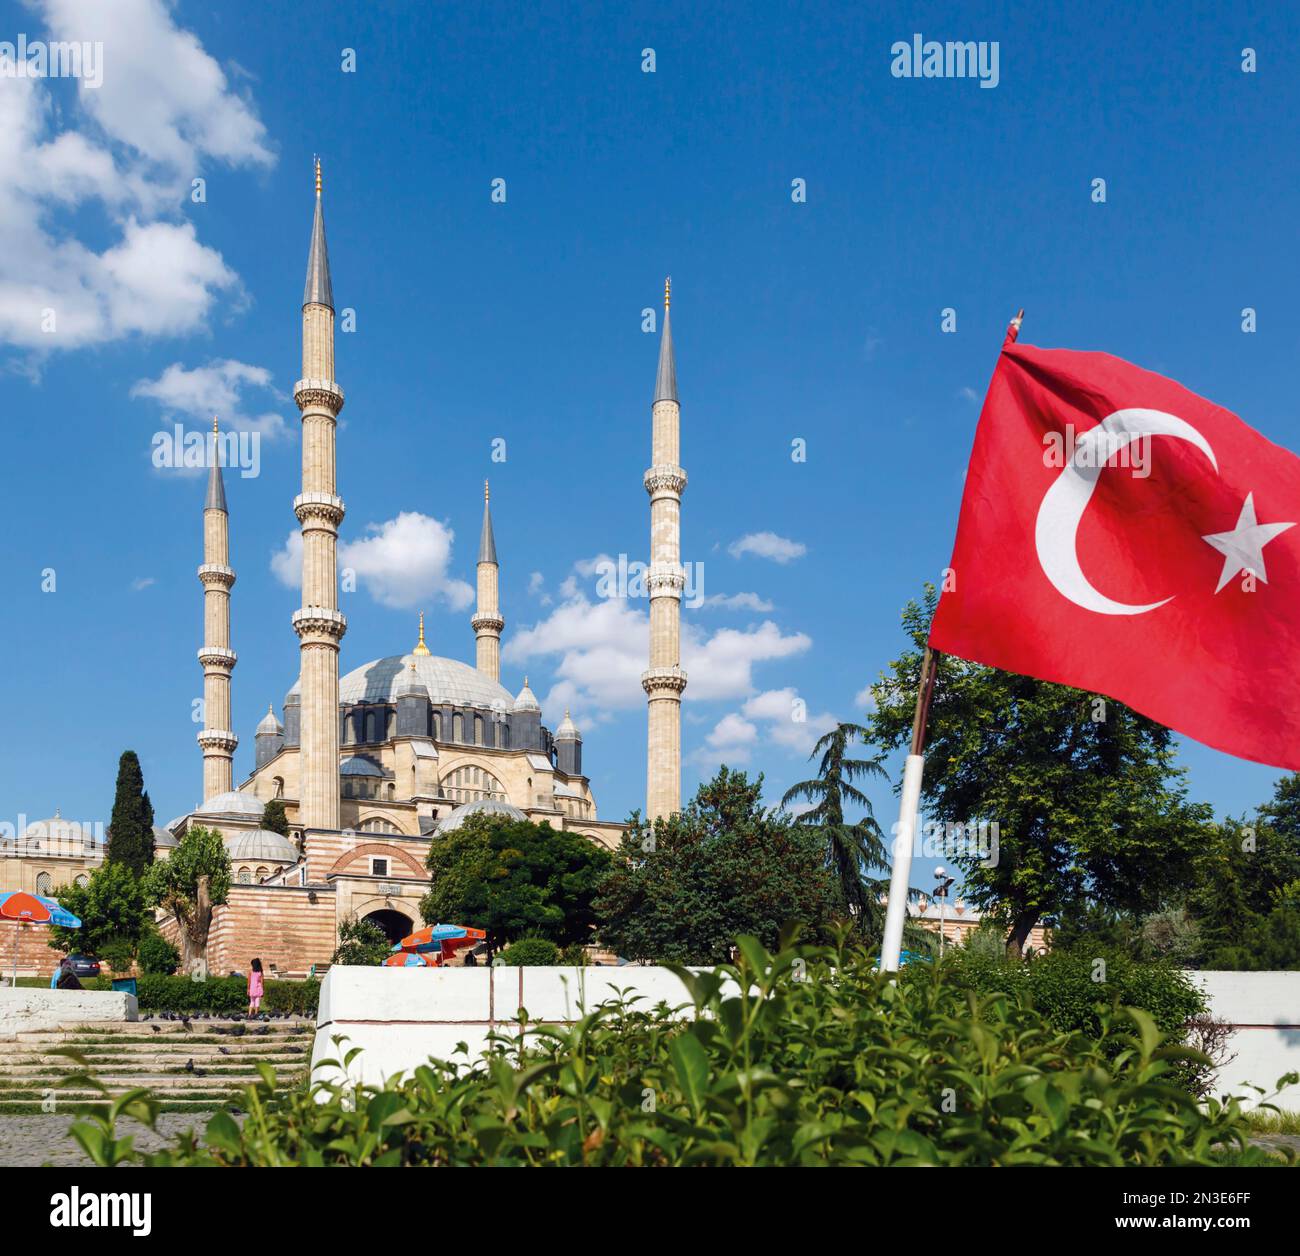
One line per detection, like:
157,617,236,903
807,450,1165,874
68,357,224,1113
273,777,284,798
474,714,484,745
442,765,507,805
74,874,89,888
432,712,442,740
35,872,52,895
256,866,269,881
360,816,401,834
238,869,252,885
452,712,463,743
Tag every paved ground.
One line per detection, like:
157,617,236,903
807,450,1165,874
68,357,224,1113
0,1113,224,1167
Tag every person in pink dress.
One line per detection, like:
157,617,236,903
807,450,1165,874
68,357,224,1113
247,957,265,1017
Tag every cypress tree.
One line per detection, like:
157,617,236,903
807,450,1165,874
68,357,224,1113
107,750,155,875
262,798,291,837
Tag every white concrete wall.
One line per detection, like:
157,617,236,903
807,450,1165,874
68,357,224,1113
0,988,137,1037
312,965,694,1087
312,966,1300,1110
1194,971,1300,1111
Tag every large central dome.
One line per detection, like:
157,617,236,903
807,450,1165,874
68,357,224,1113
290,653,515,710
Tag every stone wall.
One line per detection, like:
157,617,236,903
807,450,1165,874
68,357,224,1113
1194,971,1300,1111
0,922,60,978
0,987,136,1036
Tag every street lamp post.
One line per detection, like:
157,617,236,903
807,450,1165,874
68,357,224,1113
934,867,955,958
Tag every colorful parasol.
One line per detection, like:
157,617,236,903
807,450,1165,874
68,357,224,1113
0,891,81,985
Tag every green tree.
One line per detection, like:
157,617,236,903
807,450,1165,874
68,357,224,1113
48,861,151,957
107,750,155,875
143,825,230,970
595,767,839,964
261,799,291,838
332,916,391,966
865,589,1215,955
422,815,611,952
780,722,889,935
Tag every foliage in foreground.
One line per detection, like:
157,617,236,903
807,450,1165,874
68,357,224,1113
332,917,392,967
67,936,1292,1167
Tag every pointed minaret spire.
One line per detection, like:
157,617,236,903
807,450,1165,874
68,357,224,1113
293,157,346,843
205,415,227,512
653,276,677,403
198,415,238,801
303,157,334,311
643,276,687,820
472,480,504,680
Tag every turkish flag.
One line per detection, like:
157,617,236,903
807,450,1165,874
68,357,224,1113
930,341,1300,770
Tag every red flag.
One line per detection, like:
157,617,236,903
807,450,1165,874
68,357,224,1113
930,341,1300,770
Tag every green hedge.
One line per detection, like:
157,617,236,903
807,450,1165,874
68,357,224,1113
78,974,319,1016
499,937,560,966
65,936,1291,1167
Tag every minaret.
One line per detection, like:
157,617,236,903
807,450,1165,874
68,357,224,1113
197,416,238,801
291,158,347,831
642,278,688,820
472,479,504,681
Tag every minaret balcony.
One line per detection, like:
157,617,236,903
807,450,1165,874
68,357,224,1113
471,613,504,634
197,563,236,588
293,377,345,414
643,464,688,498
197,646,238,669
292,606,348,641
197,730,239,753
646,563,686,596
294,492,346,527
641,666,688,696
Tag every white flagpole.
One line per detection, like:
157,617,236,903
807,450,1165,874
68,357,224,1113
880,647,937,972
879,309,1023,974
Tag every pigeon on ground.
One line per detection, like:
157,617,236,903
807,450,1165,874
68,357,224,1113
219,1046,232,1055
150,1025,161,1034
185,1058,194,1072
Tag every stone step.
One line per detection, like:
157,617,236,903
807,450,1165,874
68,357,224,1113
4,1050,307,1067
13,1027,313,1045
2,1072,291,1090
1,1059,304,1076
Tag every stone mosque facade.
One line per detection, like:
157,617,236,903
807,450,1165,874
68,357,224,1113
145,164,688,975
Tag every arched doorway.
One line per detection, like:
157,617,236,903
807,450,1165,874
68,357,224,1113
364,908,413,945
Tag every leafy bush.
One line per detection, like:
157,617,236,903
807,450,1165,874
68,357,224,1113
332,917,391,967
938,945,1206,1041
137,932,180,976
499,937,560,966
98,938,136,975
65,936,1292,1167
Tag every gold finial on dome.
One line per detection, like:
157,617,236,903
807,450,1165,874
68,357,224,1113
484,478,490,502
413,611,431,656
314,155,322,198
664,275,671,310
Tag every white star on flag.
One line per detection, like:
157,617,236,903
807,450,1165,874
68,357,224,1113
1201,492,1296,593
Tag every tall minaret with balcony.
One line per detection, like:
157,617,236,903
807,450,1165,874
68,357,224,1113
472,479,504,681
642,278,688,820
292,158,347,831
197,417,238,801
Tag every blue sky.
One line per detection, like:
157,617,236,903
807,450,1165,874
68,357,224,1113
2,0,1297,894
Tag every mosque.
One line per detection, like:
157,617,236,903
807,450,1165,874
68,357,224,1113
143,162,690,974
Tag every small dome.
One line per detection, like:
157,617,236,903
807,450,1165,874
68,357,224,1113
152,825,178,849
513,676,541,713
554,708,581,740
224,829,298,864
340,755,385,777
197,790,264,818
257,704,283,735
436,797,526,834
21,812,95,848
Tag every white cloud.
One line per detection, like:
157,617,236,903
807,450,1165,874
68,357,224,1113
505,558,811,716
854,684,877,711
271,513,474,612
696,687,837,771
700,591,775,612
130,576,155,591
0,0,272,354
727,532,807,564
132,358,287,437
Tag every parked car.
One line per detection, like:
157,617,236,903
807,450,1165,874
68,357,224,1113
64,954,101,978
